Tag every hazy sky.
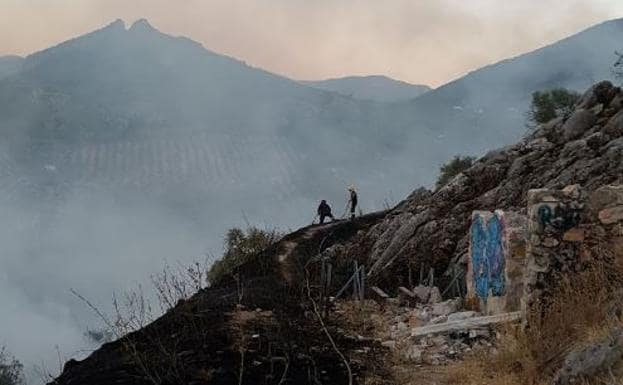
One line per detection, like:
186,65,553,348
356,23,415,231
2,0,623,87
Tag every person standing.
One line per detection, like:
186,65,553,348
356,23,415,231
348,186,358,219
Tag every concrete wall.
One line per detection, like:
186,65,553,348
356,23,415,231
467,210,527,314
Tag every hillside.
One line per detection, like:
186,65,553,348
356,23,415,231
402,17,623,158
303,75,431,103
0,55,23,79
49,82,623,385
3,17,623,375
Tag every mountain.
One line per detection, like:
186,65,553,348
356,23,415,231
0,18,412,225
302,75,431,103
49,81,623,385
403,18,623,157
0,20,418,372
0,55,23,79
3,17,623,376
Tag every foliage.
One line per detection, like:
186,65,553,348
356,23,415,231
528,88,580,126
208,227,282,285
436,155,475,189
615,51,623,80
0,347,24,385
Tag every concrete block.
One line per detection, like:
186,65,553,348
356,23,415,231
466,210,527,315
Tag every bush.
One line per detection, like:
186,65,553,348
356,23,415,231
446,263,623,385
615,51,623,80
0,347,24,385
528,88,580,126
208,227,282,285
436,155,475,189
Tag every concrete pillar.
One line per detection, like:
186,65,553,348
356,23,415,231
466,210,527,315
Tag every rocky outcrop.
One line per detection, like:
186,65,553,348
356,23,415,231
346,81,623,291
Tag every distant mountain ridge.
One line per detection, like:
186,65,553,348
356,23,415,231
303,75,431,103
402,17,623,155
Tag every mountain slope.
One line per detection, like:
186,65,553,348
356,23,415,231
0,19,408,224
48,81,623,385
401,18,623,160
303,75,431,103
0,55,22,79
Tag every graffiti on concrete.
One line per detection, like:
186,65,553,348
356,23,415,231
471,213,506,300
536,203,581,231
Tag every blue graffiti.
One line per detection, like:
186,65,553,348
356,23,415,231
537,204,580,231
471,215,489,299
486,216,505,296
470,213,506,300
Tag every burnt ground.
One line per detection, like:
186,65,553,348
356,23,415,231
49,211,393,385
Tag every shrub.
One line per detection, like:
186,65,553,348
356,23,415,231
0,347,24,385
615,51,623,80
208,227,282,285
528,88,580,126
446,263,623,385
436,155,475,189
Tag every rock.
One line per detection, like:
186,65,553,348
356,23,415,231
541,237,560,247
585,132,610,149
431,299,461,317
553,329,623,385
562,228,585,242
560,109,597,142
396,322,409,332
412,285,432,303
402,345,423,362
599,206,623,225
604,109,623,137
428,287,443,304
576,81,616,110
447,311,478,322
381,340,397,350
468,328,490,339
588,185,623,214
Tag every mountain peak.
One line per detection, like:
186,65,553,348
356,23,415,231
130,18,156,33
106,18,126,31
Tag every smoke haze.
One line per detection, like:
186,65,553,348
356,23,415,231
1,0,623,86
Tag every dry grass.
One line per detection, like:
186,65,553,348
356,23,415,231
445,263,623,385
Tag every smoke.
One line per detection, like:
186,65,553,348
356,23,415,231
0,3,622,384
2,0,623,86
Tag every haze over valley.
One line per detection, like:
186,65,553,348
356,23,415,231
1,9,623,382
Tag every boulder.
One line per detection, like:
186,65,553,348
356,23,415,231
554,329,623,385
431,299,461,317
560,109,597,142
575,81,616,110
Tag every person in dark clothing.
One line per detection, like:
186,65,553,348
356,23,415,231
317,200,335,224
348,186,358,219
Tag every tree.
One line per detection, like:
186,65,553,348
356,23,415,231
528,88,580,127
436,155,475,190
0,347,24,385
208,227,282,285
615,51,623,80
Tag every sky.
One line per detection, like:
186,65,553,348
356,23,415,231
1,0,623,87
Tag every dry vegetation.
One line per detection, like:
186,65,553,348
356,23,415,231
445,262,623,385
